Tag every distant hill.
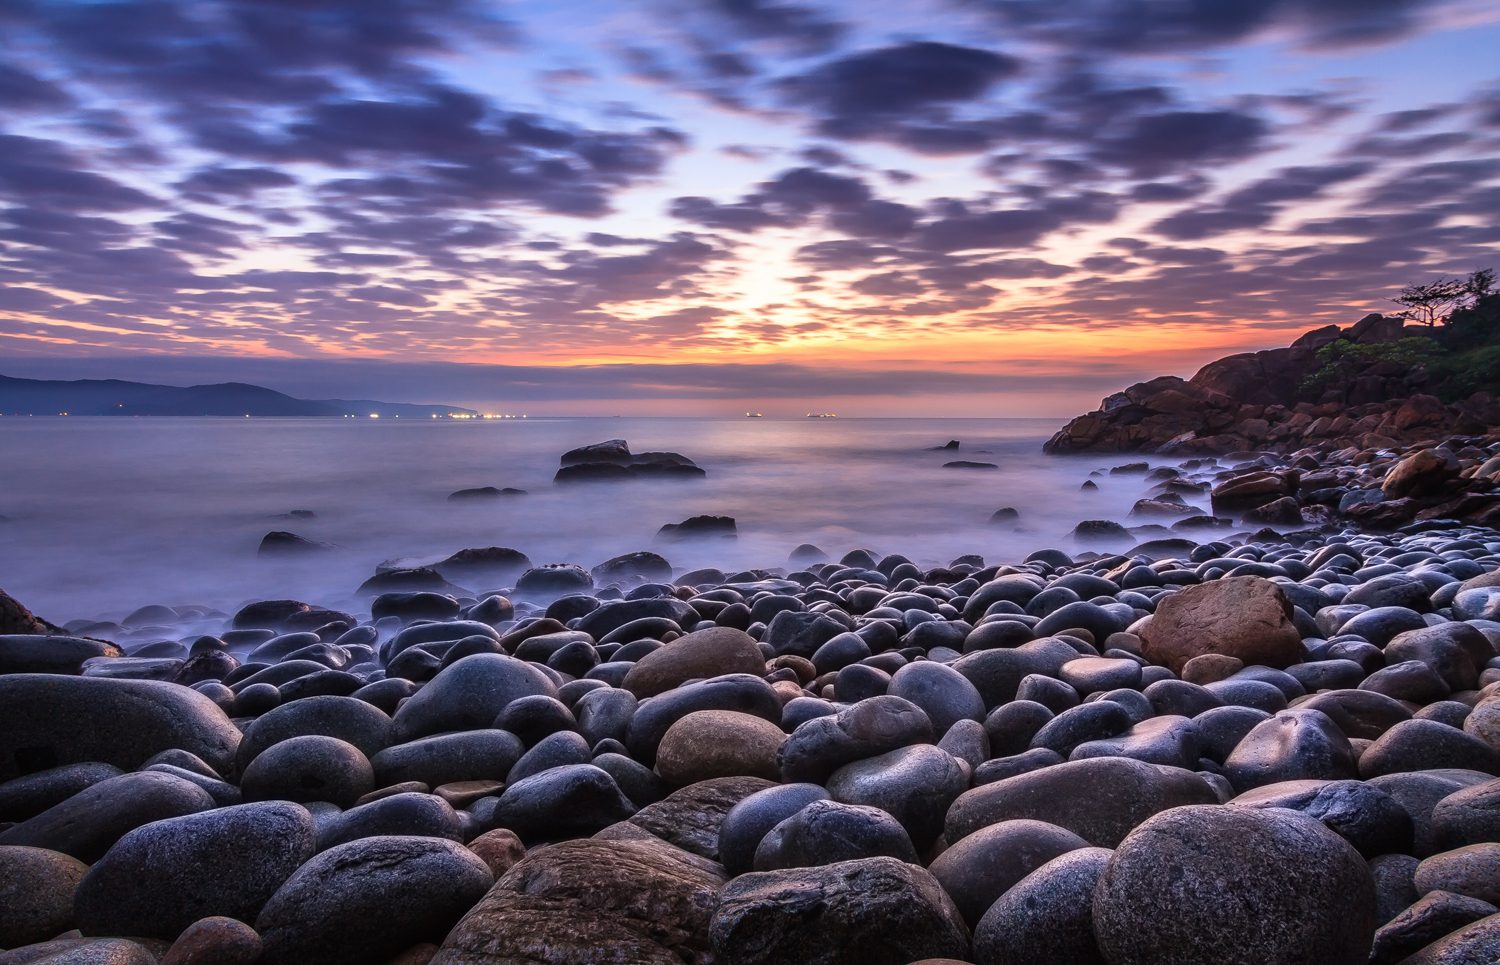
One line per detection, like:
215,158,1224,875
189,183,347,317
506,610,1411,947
0,374,478,418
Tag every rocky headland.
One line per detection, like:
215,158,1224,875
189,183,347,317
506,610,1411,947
1046,304,1500,531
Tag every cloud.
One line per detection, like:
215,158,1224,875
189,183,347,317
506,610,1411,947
777,41,1022,151
960,0,1456,52
1091,109,1269,176
694,0,846,52
0,135,158,211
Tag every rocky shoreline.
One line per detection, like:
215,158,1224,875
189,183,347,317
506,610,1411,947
4,447,1500,963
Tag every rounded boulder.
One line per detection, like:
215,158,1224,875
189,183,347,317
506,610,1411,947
1093,804,1376,965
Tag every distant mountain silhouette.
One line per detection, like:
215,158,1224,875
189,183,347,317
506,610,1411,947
0,374,477,418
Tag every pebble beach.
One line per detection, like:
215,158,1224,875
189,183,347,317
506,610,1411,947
4,433,1500,965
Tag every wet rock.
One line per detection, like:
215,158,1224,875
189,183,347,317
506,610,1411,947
947,756,1217,847
1432,777,1500,850
753,799,917,870
627,674,782,767
255,836,493,965
1229,778,1414,857
390,653,558,743
1070,714,1205,770
318,792,465,851
433,547,532,585
74,801,316,941
0,675,241,780
972,847,1111,965
1222,708,1357,792
478,763,636,843
235,694,392,770
371,730,525,789
826,744,967,848
888,661,985,736
465,829,525,878
434,836,724,965
658,515,737,541
1093,805,1375,965
0,762,124,823
709,857,970,965
779,695,934,784
259,530,335,556
0,771,216,862
0,634,123,675
240,735,374,808
928,818,1089,928
1360,720,1500,779
1398,911,1500,963
718,783,830,877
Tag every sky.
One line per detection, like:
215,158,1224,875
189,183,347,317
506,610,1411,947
1,0,1498,416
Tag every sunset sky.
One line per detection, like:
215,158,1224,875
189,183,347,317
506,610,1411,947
2,0,1498,415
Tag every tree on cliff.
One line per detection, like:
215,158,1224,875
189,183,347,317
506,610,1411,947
1393,268,1494,325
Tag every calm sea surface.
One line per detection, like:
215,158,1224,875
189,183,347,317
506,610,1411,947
0,417,1178,622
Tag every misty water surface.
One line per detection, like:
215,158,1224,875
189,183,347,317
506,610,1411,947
0,417,1181,622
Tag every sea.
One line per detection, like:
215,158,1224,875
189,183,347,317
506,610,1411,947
0,416,1176,623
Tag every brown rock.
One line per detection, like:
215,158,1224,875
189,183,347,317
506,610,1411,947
434,781,502,808
1181,653,1244,685
1384,448,1457,499
163,916,263,965
467,829,526,878
656,711,786,785
621,627,766,699
433,836,725,964
1139,576,1304,674
1211,471,1297,512
1414,844,1500,905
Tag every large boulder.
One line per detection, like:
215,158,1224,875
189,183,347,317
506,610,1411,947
255,836,493,965
709,857,970,965
434,836,725,964
1138,576,1304,673
0,675,241,779
74,802,316,941
1093,805,1376,965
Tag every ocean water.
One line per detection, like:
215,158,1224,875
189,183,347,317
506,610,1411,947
0,416,1178,623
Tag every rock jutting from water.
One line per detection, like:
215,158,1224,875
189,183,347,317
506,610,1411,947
3,500,1500,962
